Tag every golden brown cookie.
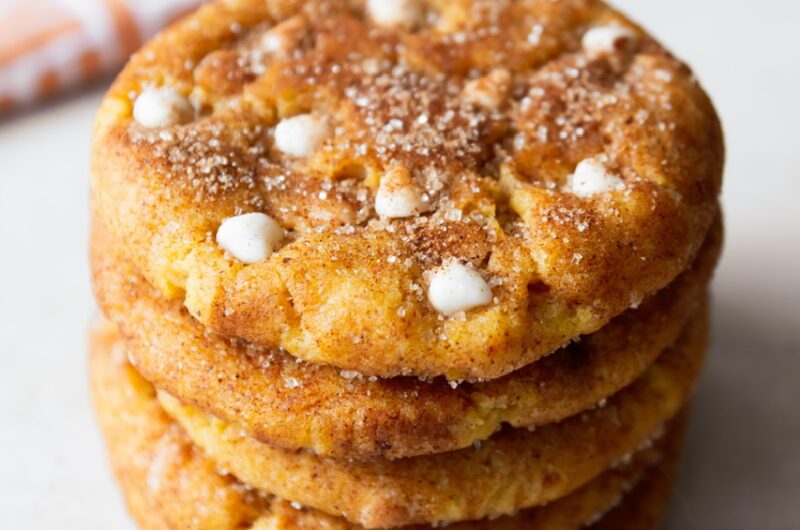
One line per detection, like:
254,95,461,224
90,215,720,460
91,0,723,380
156,305,706,528
89,319,685,530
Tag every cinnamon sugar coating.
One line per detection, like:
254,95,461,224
90,215,720,460
156,305,705,528
92,0,723,378
89,318,686,530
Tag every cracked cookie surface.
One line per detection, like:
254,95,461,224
92,0,723,378
91,215,720,460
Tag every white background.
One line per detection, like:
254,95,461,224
0,1,798,528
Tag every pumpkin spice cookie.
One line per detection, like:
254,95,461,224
91,0,723,380
90,215,720,460
89,318,688,530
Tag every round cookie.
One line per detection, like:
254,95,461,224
90,215,720,460
156,305,706,528
91,0,723,380
89,319,686,530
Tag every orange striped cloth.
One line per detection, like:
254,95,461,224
0,0,202,112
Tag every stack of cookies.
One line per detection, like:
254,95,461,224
89,1,723,529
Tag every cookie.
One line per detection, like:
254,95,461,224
90,215,719,460
91,0,723,379
156,303,706,528
89,318,687,530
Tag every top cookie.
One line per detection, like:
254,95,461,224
91,0,723,379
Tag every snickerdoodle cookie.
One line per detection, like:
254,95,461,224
89,318,688,530
91,216,719,460
156,304,706,528
91,0,723,379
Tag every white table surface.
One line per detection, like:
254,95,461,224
1,1,798,528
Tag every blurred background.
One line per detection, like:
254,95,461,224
0,0,798,528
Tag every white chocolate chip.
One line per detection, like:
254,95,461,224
582,25,636,59
132,87,193,128
274,114,329,157
216,213,284,264
428,261,492,315
375,166,425,218
565,158,625,197
461,69,512,109
367,0,422,28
